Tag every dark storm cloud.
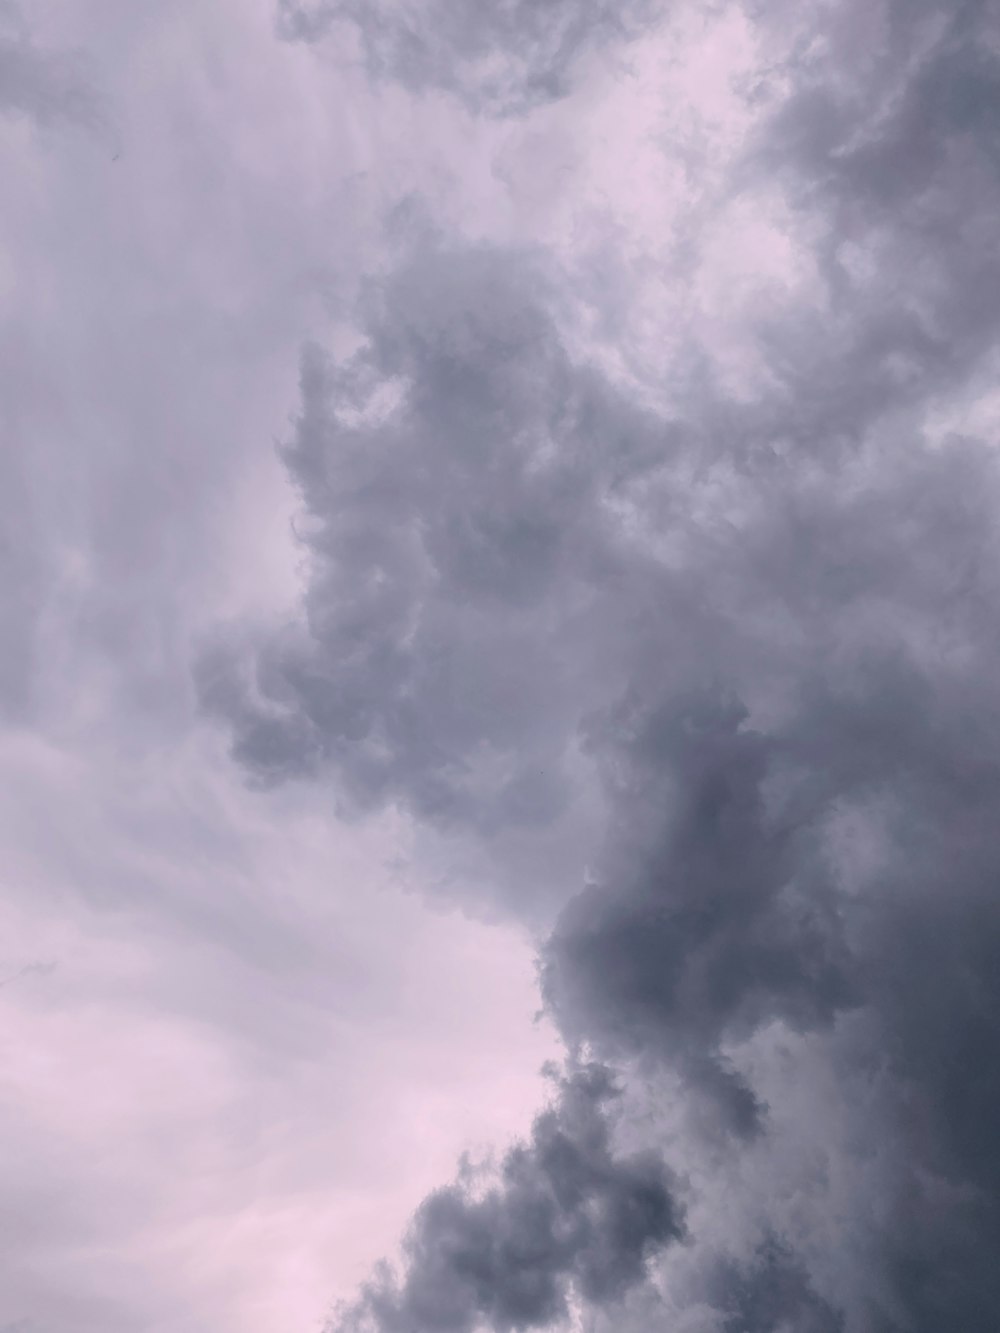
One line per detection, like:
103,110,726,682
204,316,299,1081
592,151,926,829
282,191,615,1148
275,0,660,114
206,0,1000,1328
330,1064,681,1333
542,426,1000,1323
705,1235,844,1333
543,686,857,1137
0,4,99,127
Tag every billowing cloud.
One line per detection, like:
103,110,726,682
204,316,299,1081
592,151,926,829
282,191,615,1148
706,1235,845,1333
544,685,858,1138
5,0,1000,1327
205,1,1000,1329
0,3,99,127
198,228,671,919
332,1064,681,1333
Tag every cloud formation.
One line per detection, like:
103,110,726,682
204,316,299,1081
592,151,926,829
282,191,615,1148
332,1064,681,1333
206,1,1000,1328
4,0,999,1327
708,1235,845,1333
198,229,672,918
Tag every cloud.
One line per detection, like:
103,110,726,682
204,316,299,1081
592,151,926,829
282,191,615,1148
725,0,1000,437
707,1234,845,1333
198,225,671,919
0,4,100,128
275,0,661,115
543,685,857,1137
329,1064,682,1333
206,0,1000,1327
5,0,1000,1327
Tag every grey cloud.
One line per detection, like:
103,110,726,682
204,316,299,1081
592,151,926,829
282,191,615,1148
841,810,1000,1329
707,1235,845,1333
724,0,1000,448
543,686,857,1136
0,4,99,127
329,1064,682,1333
206,0,1000,1328
542,431,1000,1322
276,0,660,115
198,230,671,917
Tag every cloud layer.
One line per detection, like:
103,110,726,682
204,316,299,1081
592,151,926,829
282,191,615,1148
5,0,1000,1328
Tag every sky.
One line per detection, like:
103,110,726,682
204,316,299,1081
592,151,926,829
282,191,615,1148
2,1,1000,1331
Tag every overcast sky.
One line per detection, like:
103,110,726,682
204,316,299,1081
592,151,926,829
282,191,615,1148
3,2,1000,1332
